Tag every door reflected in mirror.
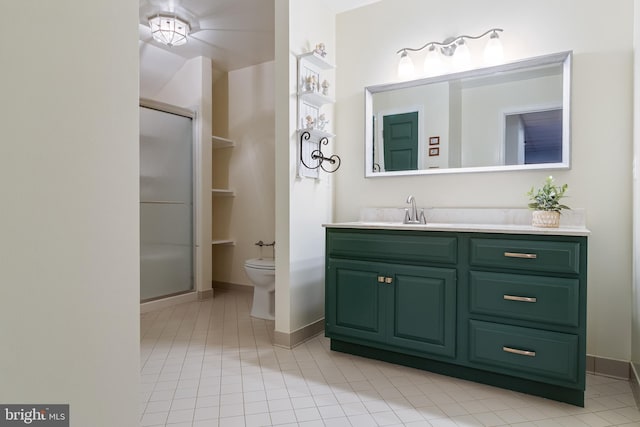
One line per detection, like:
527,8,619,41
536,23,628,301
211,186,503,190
365,51,571,176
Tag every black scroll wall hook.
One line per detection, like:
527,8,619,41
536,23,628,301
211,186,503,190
299,131,341,173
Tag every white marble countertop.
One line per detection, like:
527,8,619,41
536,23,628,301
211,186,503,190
323,208,590,236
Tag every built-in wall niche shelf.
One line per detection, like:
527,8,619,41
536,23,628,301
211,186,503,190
211,135,235,149
211,189,235,197
211,239,235,246
296,50,340,178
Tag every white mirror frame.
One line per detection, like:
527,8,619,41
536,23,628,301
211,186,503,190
364,51,572,177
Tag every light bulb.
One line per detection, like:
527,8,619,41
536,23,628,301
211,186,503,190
397,50,415,80
423,45,442,76
452,39,471,69
484,31,504,64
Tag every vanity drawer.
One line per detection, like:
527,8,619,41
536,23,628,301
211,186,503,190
470,238,580,274
469,320,579,384
327,230,457,264
469,271,579,327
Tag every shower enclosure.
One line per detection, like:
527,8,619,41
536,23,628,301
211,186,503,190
140,103,195,301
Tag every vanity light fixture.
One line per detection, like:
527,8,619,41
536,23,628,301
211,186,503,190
396,28,504,78
397,50,415,80
423,45,442,75
148,14,190,47
452,38,471,69
483,31,505,65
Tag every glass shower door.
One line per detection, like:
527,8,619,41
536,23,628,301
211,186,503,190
140,106,193,301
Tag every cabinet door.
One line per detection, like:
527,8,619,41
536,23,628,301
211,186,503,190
326,258,385,343
386,265,457,357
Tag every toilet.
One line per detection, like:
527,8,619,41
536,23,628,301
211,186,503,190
244,258,275,320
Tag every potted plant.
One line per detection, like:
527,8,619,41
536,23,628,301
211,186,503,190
527,176,570,228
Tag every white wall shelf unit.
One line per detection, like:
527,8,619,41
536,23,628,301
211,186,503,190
298,51,334,70
296,52,340,178
299,129,335,139
297,91,335,106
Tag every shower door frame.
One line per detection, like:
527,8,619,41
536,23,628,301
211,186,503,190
139,98,200,302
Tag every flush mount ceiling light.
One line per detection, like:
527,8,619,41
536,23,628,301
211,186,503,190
148,14,190,47
396,28,504,78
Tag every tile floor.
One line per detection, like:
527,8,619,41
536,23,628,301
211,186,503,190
140,288,639,427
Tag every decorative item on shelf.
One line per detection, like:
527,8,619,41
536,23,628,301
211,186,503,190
305,75,317,92
396,28,504,79
316,114,329,131
299,131,341,173
527,176,570,228
314,43,327,57
305,115,315,129
321,80,330,96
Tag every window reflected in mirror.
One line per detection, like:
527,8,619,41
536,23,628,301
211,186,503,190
504,109,562,165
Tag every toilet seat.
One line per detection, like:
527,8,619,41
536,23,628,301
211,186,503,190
245,258,275,270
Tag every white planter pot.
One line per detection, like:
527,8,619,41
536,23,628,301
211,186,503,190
532,210,560,228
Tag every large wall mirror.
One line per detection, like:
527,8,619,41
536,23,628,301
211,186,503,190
365,51,572,177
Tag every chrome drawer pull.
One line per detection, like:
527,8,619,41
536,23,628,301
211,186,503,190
503,295,537,303
503,346,536,357
504,252,537,259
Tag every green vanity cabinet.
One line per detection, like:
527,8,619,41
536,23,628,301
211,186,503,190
325,226,588,406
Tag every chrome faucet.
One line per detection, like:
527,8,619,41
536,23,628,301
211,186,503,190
404,195,427,224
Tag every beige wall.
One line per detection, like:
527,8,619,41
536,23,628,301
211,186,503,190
0,1,140,425
275,0,336,334
336,0,634,360
212,62,276,286
212,72,229,138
